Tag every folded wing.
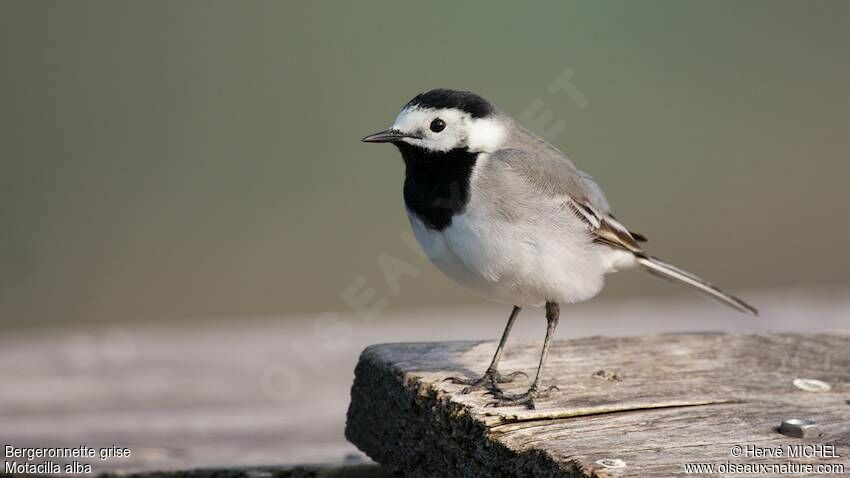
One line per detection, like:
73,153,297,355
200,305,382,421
487,148,757,315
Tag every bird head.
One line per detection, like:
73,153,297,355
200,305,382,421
362,89,507,154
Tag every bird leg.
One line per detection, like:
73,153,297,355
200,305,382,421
487,301,560,409
445,306,527,394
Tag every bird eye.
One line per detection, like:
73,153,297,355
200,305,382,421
430,118,446,133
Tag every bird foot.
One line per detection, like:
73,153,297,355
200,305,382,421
485,384,559,409
444,369,528,394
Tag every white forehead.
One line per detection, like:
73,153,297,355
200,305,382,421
391,106,506,153
392,106,464,133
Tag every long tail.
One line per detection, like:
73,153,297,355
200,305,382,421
636,255,758,315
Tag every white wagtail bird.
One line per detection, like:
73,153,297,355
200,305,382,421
363,88,757,408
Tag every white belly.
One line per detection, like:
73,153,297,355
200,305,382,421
407,208,633,307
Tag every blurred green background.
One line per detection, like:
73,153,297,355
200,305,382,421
2,0,849,327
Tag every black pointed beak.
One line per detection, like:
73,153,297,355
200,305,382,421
361,129,420,143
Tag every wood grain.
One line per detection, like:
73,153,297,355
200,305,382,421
2,290,848,475
345,333,850,477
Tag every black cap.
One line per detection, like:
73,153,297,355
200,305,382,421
404,89,494,118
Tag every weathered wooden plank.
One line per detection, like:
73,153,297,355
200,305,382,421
3,292,848,475
345,334,850,477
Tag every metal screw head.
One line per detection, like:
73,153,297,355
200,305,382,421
779,418,821,438
596,458,626,469
792,378,831,392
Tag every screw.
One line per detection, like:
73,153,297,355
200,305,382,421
596,458,626,469
779,419,821,438
792,378,831,392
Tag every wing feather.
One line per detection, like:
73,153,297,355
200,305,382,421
484,146,755,314
487,148,646,254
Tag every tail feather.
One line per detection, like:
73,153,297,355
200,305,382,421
636,255,758,315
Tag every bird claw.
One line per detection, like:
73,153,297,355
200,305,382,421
444,369,528,394
485,384,559,409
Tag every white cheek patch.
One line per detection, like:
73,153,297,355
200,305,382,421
420,131,463,152
465,117,506,153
